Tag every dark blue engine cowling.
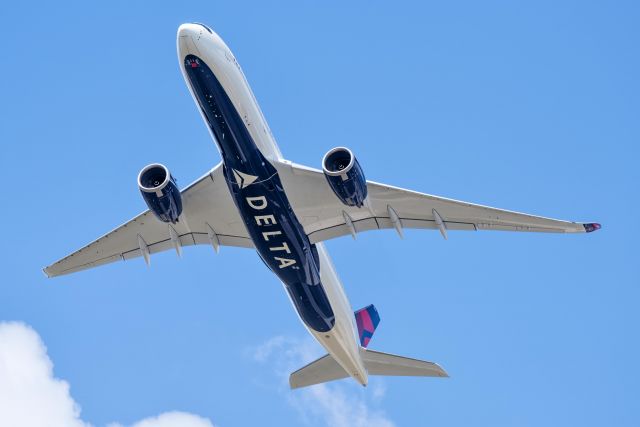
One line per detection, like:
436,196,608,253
138,163,183,223
322,147,368,208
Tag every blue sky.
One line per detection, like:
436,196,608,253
1,1,638,426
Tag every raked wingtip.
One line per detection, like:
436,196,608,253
583,223,602,233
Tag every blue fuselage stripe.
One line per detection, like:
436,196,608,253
183,55,335,332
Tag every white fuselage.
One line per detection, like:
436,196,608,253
177,23,367,385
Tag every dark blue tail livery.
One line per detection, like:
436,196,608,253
355,304,380,348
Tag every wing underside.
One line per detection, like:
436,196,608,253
273,161,599,243
45,159,599,277
44,163,252,278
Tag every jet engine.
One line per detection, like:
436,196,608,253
322,147,368,208
138,163,183,223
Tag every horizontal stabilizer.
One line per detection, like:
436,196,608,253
289,348,447,389
289,354,349,389
360,348,448,378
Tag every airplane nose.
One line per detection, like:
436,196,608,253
176,22,234,76
177,23,214,59
177,22,216,38
191,22,214,34
177,23,201,39
177,22,228,50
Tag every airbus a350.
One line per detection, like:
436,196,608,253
45,23,600,389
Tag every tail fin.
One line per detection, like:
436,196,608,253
355,304,380,348
289,348,448,389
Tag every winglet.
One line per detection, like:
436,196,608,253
583,223,602,233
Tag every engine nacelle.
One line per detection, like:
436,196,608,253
138,163,183,224
322,147,368,208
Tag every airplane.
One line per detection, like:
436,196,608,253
44,23,601,389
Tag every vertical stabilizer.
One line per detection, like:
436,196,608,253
355,304,380,347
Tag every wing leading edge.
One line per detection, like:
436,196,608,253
273,161,600,243
44,163,253,278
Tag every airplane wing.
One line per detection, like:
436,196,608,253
44,163,252,278
274,161,600,243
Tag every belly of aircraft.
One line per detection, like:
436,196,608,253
183,52,336,333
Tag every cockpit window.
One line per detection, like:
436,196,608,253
192,22,213,34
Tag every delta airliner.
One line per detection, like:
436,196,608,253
45,23,600,388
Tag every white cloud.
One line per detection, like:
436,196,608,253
108,412,214,427
0,322,88,427
0,322,215,427
370,382,387,403
251,336,395,427
251,335,289,363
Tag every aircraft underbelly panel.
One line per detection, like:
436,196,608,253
183,54,336,332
